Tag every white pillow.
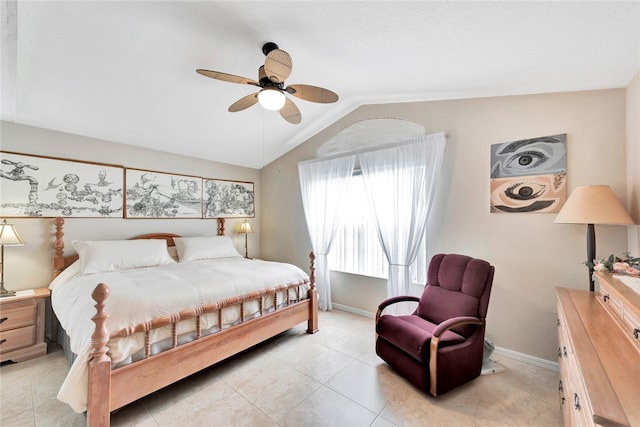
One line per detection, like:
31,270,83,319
174,236,241,262
73,239,176,275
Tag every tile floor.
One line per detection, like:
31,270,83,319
0,309,562,426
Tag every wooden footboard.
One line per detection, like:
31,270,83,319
87,258,317,427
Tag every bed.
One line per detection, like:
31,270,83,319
50,217,318,427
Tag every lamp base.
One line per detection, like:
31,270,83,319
0,282,16,298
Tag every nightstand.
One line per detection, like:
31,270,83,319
0,288,49,363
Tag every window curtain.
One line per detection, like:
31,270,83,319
359,132,446,314
298,155,356,311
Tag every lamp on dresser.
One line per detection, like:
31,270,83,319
239,220,254,259
554,185,635,291
0,219,24,297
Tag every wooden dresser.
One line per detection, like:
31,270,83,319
0,288,49,363
556,272,640,426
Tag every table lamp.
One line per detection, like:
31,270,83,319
0,219,24,297
554,185,635,291
239,220,254,259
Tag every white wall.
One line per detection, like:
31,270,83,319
626,70,640,254
261,88,629,362
0,121,261,291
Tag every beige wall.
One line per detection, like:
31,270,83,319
627,70,640,254
0,121,261,291
261,89,629,361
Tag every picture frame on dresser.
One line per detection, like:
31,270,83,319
0,151,124,218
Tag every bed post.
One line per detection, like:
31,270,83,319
53,217,65,278
87,283,112,427
307,252,319,334
217,218,225,236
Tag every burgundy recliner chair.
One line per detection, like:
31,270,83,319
375,253,495,396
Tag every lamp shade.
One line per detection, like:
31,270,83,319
554,185,635,225
0,220,24,246
257,88,286,111
240,221,254,234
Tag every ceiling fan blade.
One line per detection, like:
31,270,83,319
280,97,301,124
285,84,339,103
228,93,259,112
264,49,292,83
196,69,259,87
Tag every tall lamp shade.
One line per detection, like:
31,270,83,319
0,219,25,297
239,221,254,259
554,185,635,291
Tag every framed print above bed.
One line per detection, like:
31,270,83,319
125,168,203,218
203,179,254,218
0,151,124,217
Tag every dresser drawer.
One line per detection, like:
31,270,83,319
599,278,624,321
623,305,640,346
0,325,36,353
0,301,36,332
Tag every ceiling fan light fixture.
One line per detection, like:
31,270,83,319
257,88,286,111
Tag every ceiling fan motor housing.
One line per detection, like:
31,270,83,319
262,42,279,56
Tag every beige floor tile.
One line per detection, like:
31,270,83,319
325,359,406,414
150,379,277,427
280,385,377,427
0,309,564,427
275,341,354,383
370,416,398,427
222,356,321,421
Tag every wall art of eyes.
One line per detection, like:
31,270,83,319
489,134,567,213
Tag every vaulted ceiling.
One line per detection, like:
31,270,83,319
2,1,639,169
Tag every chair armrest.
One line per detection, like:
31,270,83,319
432,316,483,338
375,295,420,322
428,316,485,397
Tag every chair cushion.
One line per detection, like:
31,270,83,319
417,254,492,336
376,314,465,362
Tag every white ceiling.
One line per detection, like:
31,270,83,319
2,1,639,169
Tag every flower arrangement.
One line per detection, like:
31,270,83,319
586,251,640,276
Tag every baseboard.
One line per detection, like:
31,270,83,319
331,303,375,318
331,302,559,372
493,346,558,372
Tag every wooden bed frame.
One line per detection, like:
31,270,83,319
51,217,318,427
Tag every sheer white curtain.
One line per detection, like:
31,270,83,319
298,155,356,311
359,132,446,313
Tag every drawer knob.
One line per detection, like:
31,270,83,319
558,380,563,392
634,328,640,340
603,294,609,302
0,339,6,345
563,346,568,358
0,317,7,324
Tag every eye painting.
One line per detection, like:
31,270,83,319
490,173,567,213
490,134,566,179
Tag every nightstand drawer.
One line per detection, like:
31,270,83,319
0,301,36,332
0,325,36,353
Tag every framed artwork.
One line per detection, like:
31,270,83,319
125,169,202,218
0,151,124,217
203,179,254,218
489,134,567,213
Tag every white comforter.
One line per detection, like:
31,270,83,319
50,257,309,413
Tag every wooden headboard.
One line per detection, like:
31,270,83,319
52,217,227,278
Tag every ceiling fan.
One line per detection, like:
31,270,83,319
196,42,338,124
